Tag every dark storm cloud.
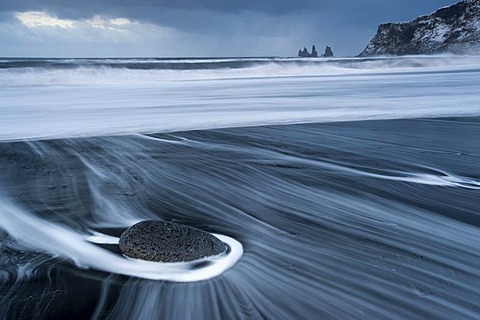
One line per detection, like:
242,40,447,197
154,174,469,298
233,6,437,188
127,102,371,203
0,0,458,56
0,0,322,17
0,0,456,19
0,0,456,35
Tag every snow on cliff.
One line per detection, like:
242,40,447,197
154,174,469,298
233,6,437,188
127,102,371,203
359,0,480,56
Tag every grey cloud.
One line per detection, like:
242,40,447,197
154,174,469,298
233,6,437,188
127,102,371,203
0,0,458,57
0,0,456,19
0,0,324,17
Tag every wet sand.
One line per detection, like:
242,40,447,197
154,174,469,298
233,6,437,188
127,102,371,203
1,117,480,319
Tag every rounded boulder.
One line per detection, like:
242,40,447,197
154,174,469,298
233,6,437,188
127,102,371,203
119,220,226,262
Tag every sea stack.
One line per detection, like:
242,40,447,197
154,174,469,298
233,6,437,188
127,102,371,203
359,0,480,56
298,45,318,57
323,46,334,57
119,220,227,262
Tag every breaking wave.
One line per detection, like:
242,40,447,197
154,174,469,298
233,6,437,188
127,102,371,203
1,55,480,142
1,55,479,86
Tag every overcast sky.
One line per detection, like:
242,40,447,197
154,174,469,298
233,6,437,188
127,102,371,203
0,0,456,57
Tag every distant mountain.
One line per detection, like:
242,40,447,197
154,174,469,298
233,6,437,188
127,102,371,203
359,0,480,56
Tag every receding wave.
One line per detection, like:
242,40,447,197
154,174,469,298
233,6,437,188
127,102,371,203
1,118,480,319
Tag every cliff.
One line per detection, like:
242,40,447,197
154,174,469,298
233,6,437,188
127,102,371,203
359,0,480,56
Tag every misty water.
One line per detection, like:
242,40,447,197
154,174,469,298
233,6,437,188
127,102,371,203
1,56,480,319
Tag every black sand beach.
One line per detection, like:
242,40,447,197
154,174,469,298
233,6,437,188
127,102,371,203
1,117,480,319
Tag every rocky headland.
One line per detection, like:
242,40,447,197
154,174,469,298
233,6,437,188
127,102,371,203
359,0,480,56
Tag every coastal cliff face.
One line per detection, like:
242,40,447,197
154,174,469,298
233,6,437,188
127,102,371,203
359,0,480,56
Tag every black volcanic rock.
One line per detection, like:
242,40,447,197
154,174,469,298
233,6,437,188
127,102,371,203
311,45,318,57
359,0,480,56
119,220,227,262
323,46,334,57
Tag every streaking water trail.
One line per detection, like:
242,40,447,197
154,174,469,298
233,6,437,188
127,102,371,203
0,199,242,282
1,118,480,319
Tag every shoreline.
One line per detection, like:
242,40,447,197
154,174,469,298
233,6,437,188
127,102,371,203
1,116,480,318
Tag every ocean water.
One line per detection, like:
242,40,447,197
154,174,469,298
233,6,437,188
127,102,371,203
1,56,480,319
